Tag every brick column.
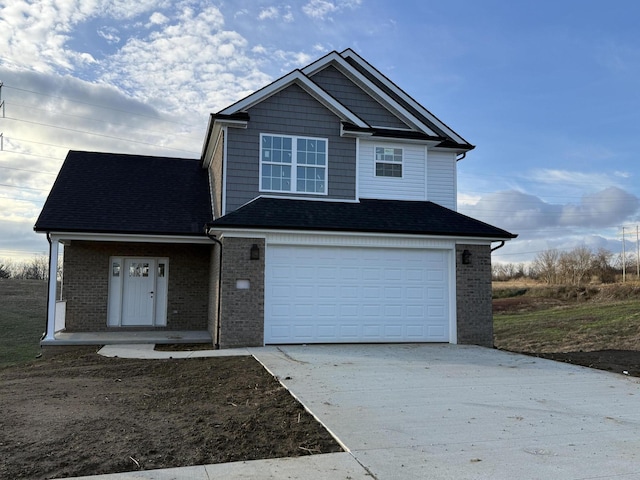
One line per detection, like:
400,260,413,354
455,244,493,347
218,237,265,348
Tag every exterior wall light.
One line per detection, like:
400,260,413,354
250,244,260,260
462,249,472,265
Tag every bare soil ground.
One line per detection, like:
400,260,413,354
0,349,342,480
531,349,640,377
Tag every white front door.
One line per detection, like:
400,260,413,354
121,258,156,326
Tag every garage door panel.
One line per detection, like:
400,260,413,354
340,287,359,299
340,325,359,338
265,245,450,344
406,287,425,300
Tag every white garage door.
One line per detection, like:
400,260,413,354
265,245,450,344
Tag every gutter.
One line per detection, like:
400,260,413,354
491,241,506,252
205,227,223,350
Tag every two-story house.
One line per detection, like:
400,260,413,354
34,49,515,350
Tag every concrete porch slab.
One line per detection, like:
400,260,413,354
41,330,212,346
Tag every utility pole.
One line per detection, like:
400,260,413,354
0,82,3,151
622,226,626,283
637,225,639,280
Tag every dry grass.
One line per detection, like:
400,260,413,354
493,282,640,353
0,279,47,366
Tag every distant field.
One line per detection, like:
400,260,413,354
493,282,640,353
0,279,47,366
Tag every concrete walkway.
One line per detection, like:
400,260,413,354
75,343,640,479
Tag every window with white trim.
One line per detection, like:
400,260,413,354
375,146,403,178
260,134,327,194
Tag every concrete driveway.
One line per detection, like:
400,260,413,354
253,344,640,480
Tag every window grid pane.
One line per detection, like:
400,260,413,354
297,166,325,193
261,135,327,193
375,146,403,178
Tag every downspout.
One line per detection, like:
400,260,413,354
491,241,505,252
42,233,53,342
205,227,223,349
456,152,466,162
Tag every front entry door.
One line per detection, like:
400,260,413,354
121,258,156,326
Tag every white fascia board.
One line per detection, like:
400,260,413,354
340,49,469,145
302,52,441,137
213,228,511,244
219,70,368,128
200,114,216,164
253,194,360,203
48,232,213,244
367,135,441,147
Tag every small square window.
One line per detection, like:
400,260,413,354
375,146,403,178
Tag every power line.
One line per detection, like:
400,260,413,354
0,195,44,203
0,183,48,192
1,148,64,161
5,100,203,141
0,165,57,176
3,84,199,129
3,116,200,155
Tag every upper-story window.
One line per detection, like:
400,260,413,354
260,134,327,194
375,146,403,178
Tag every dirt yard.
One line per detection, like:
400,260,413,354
0,349,342,480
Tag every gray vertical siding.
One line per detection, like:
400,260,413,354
310,65,409,129
225,83,356,213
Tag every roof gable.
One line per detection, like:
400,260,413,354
218,69,368,128
302,51,443,137
340,49,471,147
34,151,212,236
215,49,473,152
309,64,411,130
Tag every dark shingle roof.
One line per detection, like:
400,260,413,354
34,151,212,236
208,197,516,239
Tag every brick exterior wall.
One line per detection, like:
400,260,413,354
217,237,265,348
62,241,211,332
208,242,221,345
455,244,493,347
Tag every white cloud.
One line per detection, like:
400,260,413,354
258,6,279,20
97,26,121,44
527,168,621,188
282,8,294,23
257,5,294,22
461,187,640,234
302,0,361,20
147,11,169,27
100,5,272,115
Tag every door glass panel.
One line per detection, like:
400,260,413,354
158,263,165,278
112,262,120,277
129,262,150,277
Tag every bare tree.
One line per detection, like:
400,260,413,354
14,254,49,280
558,246,592,285
591,248,616,283
532,248,560,284
0,263,10,279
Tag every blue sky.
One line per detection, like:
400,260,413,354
1,0,639,265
